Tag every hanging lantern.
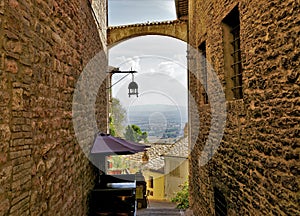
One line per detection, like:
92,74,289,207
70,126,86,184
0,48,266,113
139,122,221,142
128,74,138,97
107,68,139,98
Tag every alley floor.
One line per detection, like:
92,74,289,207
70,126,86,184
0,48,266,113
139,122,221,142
136,200,184,216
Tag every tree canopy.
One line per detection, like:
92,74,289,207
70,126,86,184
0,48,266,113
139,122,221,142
109,98,126,136
124,124,148,143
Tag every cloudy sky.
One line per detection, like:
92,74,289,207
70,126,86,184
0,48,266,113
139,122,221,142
108,0,176,26
108,0,187,109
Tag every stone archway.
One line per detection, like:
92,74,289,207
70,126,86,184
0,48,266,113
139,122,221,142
107,20,187,46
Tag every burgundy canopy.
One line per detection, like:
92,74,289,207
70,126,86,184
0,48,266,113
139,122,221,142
90,133,149,155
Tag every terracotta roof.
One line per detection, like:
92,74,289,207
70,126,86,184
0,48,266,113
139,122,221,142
124,137,189,173
124,143,173,170
163,137,189,158
142,143,172,173
144,156,165,173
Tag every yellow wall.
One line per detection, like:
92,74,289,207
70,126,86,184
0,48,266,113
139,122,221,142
164,158,189,200
142,170,166,200
142,158,189,200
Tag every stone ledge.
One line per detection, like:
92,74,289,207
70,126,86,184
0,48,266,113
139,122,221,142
108,19,187,29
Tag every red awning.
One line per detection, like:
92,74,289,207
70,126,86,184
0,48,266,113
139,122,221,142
90,133,149,155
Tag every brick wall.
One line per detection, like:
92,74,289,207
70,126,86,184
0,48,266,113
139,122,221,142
0,0,107,215
188,0,299,215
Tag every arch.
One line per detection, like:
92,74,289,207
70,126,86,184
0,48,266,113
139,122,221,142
107,20,187,46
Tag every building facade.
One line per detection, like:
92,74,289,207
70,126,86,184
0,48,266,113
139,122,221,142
164,137,189,200
188,0,299,215
0,0,108,215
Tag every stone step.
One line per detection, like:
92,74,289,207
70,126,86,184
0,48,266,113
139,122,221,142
137,208,185,216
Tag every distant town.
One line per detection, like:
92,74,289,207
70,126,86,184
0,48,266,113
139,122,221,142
126,104,188,143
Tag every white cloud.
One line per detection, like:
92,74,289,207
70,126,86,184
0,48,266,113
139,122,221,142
158,61,176,77
125,56,141,71
110,56,141,71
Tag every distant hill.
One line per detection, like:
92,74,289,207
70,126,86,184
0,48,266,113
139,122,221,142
126,104,187,120
125,104,188,141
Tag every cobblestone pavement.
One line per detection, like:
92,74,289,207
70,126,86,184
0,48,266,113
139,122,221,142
136,200,185,216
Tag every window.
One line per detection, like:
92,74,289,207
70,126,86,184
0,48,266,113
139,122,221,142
222,6,242,100
148,176,154,188
214,187,227,216
198,42,209,104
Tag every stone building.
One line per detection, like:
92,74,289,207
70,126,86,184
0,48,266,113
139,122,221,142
0,0,108,215
188,0,299,215
164,137,189,200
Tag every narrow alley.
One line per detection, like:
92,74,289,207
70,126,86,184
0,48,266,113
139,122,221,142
0,0,298,215
137,200,184,216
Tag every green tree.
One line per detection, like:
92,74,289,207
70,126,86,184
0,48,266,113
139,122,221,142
109,116,116,136
171,181,189,209
124,125,148,143
110,98,126,136
110,155,129,169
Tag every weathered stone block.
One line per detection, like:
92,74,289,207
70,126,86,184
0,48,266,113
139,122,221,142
3,38,22,55
0,165,12,185
0,91,10,106
0,198,9,216
5,58,18,73
0,124,11,142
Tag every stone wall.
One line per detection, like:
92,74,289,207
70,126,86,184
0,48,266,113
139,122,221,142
92,0,107,52
188,0,299,215
0,0,107,215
